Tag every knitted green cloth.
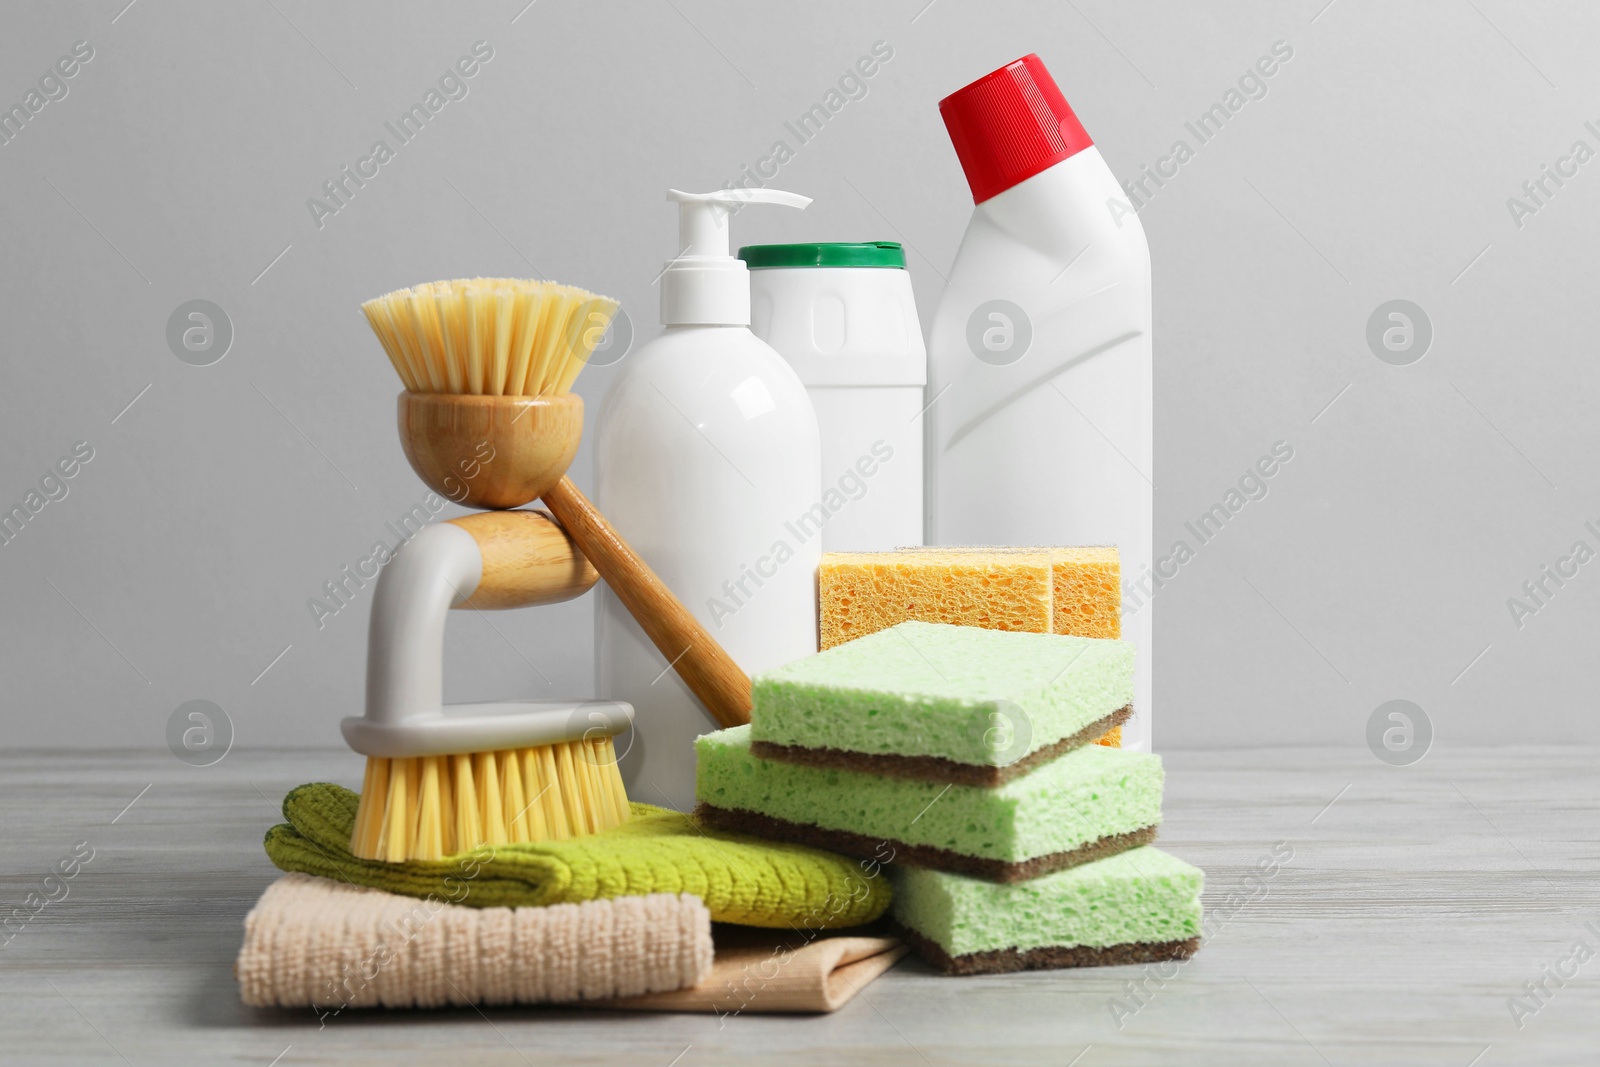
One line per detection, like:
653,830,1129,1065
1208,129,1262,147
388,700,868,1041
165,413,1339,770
264,783,889,929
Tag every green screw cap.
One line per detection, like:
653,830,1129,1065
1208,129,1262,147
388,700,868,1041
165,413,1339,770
738,241,906,269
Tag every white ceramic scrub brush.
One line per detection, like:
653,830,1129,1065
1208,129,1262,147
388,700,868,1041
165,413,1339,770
343,510,634,862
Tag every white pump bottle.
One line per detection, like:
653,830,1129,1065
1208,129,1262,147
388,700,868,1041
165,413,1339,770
594,188,822,810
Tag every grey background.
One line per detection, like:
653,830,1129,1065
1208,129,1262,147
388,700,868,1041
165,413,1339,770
1,0,1590,753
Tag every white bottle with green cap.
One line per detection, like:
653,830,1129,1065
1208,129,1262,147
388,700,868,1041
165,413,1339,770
742,241,926,552
594,188,822,809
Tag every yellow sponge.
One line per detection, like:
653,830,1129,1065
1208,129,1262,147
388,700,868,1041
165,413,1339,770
817,546,1124,746
1038,546,1122,639
818,549,1052,649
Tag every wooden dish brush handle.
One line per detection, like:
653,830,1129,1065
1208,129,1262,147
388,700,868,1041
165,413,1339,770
541,476,752,729
444,509,599,610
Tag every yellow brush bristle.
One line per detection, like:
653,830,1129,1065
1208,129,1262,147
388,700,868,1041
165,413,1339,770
349,739,632,863
360,277,620,397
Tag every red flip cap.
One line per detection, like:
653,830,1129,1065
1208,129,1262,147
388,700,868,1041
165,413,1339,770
939,54,1093,204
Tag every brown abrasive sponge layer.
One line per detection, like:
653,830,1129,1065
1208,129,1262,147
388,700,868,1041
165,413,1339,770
750,706,1131,788
695,804,1156,884
898,925,1200,976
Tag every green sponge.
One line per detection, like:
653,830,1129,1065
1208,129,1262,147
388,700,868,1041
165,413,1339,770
894,847,1204,975
695,724,1162,882
750,621,1134,785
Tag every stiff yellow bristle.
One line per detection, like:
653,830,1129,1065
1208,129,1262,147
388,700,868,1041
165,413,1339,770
360,278,620,397
348,739,632,862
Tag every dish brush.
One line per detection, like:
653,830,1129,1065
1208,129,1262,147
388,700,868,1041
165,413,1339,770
343,505,633,862
365,277,755,728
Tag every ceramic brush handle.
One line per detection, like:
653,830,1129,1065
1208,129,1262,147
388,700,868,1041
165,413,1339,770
541,476,752,730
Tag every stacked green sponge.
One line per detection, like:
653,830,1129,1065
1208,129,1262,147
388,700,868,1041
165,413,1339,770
694,621,1203,975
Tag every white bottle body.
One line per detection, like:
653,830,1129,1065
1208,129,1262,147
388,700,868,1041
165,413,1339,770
927,145,1154,749
594,325,822,808
750,265,926,552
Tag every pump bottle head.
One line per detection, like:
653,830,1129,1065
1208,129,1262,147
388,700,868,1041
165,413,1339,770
661,188,811,326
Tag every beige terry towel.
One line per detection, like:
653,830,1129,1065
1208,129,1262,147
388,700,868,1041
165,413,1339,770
237,875,905,1015
237,873,713,1011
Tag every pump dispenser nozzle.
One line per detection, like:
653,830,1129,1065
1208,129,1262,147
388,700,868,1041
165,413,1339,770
661,188,811,326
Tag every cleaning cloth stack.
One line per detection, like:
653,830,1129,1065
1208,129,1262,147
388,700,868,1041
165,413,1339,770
241,787,900,1012
694,620,1204,975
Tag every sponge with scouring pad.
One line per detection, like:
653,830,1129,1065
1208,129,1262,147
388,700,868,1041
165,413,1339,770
893,847,1203,975
820,546,1125,746
695,724,1162,881
749,621,1133,786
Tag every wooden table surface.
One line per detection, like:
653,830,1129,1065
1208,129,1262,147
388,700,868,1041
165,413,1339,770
1,744,1593,1066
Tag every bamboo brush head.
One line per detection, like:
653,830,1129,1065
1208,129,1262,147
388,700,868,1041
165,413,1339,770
362,278,620,509
396,392,582,509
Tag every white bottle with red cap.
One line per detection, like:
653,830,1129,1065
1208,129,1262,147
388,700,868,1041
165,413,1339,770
927,55,1154,750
